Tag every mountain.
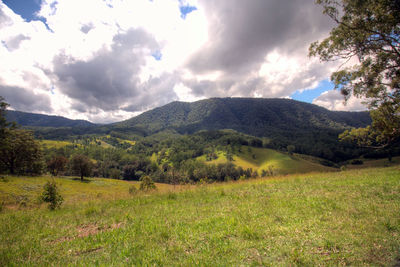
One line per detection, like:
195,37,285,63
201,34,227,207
5,110,96,128
8,97,372,161
113,97,371,136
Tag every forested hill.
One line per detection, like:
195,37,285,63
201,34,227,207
113,98,371,136
5,110,96,128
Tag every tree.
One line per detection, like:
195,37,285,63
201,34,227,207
309,0,400,149
47,156,68,176
0,128,44,175
0,96,9,138
0,97,44,175
70,154,93,181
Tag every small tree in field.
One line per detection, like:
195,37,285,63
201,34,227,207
40,180,63,210
70,154,93,181
139,176,156,191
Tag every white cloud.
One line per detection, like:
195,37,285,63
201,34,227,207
312,90,368,111
0,0,355,123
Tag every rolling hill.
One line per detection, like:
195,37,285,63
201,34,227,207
112,98,370,136
6,98,374,161
196,146,335,175
5,110,96,128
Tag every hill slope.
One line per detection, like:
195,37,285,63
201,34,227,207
5,110,96,128
113,98,370,136
197,146,335,175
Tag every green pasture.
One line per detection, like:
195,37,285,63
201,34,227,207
0,167,399,265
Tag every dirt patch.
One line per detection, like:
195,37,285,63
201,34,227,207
49,222,125,244
73,246,103,256
77,222,124,238
77,224,101,237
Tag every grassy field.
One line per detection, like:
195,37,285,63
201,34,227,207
346,156,400,170
198,146,335,175
0,176,175,208
40,140,74,149
1,167,399,265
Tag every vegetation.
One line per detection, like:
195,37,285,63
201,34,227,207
310,0,400,154
139,176,156,191
0,128,44,175
10,98,376,163
69,154,93,181
0,167,399,265
47,156,68,176
39,180,63,210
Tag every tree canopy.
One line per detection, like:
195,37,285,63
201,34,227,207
309,0,400,149
0,97,44,175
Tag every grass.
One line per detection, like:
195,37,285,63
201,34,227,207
0,176,174,208
40,140,73,149
346,156,400,170
198,146,334,175
0,166,399,265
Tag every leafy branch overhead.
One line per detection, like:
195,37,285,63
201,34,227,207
310,0,400,149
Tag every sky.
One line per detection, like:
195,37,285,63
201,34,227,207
0,0,367,123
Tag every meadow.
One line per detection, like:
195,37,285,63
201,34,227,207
0,166,399,265
197,146,336,175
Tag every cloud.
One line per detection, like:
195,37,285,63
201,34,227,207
182,0,338,99
52,28,171,112
0,84,52,113
0,0,360,122
312,90,368,111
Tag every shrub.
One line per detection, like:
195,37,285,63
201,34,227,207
350,159,363,165
40,180,63,210
129,185,138,195
139,176,156,191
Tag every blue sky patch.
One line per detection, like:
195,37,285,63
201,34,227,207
3,0,52,30
152,51,162,61
3,0,41,21
291,79,334,103
179,4,197,19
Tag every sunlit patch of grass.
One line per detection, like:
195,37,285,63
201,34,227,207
40,140,73,149
0,175,179,208
198,146,334,175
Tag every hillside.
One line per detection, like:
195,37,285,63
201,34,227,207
5,110,96,128
197,146,335,175
9,97,374,162
113,98,371,136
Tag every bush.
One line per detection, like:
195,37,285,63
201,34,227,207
350,159,363,165
40,180,63,210
129,185,138,195
139,176,156,191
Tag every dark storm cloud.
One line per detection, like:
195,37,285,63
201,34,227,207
53,28,178,114
188,0,334,75
0,84,52,113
